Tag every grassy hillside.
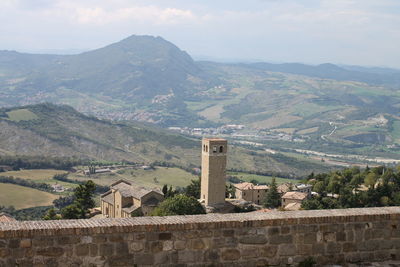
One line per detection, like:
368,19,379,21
0,103,333,177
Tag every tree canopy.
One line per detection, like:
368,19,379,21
61,180,96,219
151,194,205,216
263,177,281,208
302,166,400,210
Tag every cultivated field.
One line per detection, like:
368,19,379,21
6,108,38,121
0,183,58,209
2,169,76,189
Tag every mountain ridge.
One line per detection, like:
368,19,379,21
0,103,333,177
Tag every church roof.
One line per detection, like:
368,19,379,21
234,182,269,190
0,212,16,222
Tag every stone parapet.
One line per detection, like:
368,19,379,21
0,207,399,266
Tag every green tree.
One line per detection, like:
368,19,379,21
365,172,378,189
162,184,168,196
185,178,200,199
151,194,205,216
43,208,59,220
61,180,96,219
61,204,84,219
263,177,281,208
74,180,96,212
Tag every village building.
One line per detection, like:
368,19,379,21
51,183,65,193
100,180,164,218
0,212,16,222
233,182,269,205
294,183,313,196
277,183,293,195
281,191,309,210
84,168,111,176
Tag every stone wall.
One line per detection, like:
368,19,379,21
0,207,400,266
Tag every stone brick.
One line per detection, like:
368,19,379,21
374,250,392,261
174,240,187,250
303,233,316,244
134,253,154,265
297,244,312,255
343,242,356,252
279,244,296,256
223,230,234,237
239,235,267,244
323,232,336,242
81,236,92,244
204,249,220,261
76,244,89,256
11,248,24,258
107,255,134,266
115,242,129,255
134,233,146,240
129,242,144,252
178,250,203,263
8,239,19,248
221,249,241,261
297,224,318,233
267,227,280,236
242,246,259,259
15,259,33,267
92,236,107,243
36,247,64,257
44,258,59,267
0,248,10,257
198,230,213,238
191,239,205,250
269,234,292,244
0,240,6,248
89,244,98,257
345,230,354,242
150,241,163,253
359,240,379,251
19,239,31,248
260,245,277,258
154,251,169,264
336,231,346,242
159,232,172,240
56,236,79,245
108,235,124,242
99,243,114,256
163,241,173,251
281,226,290,235
326,242,341,254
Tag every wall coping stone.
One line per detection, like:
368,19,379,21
0,207,399,238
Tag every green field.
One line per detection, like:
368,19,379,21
6,109,38,121
0,183,58,209
2,169,77,189
391,121,400,142
228,171,298,185
70,167,198,189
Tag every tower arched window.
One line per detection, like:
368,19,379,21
219,146,224,153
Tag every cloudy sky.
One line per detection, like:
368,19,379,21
1,0,400,68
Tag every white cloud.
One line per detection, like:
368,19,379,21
0,0,399,68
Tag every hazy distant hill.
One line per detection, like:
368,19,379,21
1,35,400,157
0,35,217,126
0,104,332,177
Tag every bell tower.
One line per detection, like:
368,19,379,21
201,138,227,206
